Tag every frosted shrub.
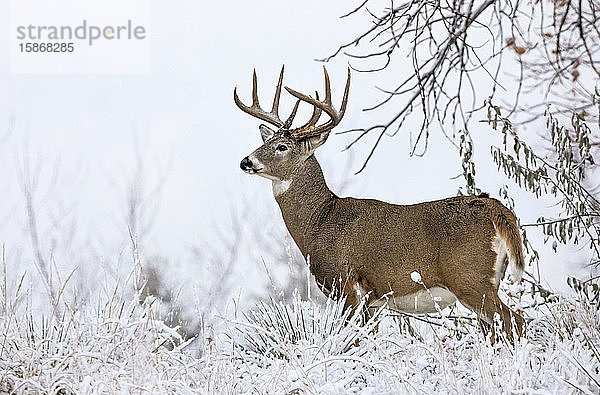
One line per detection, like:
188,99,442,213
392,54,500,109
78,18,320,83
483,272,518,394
0,292,197,393
233,292,383,360
1,269,599,393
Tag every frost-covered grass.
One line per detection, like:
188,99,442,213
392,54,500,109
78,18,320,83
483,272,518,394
1,269,599,395
228,293,600,394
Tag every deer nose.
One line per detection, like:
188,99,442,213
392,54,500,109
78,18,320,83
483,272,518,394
240,157,253,170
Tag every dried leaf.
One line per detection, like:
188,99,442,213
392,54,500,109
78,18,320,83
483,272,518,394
514,46,526,55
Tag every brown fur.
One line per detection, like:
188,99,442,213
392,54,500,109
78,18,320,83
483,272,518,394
273,156,525,341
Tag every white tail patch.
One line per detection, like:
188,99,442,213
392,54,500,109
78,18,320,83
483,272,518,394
491,230,521,286
491,233,507,286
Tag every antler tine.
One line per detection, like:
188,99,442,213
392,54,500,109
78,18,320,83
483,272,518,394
287,91,322,136
251,69,259,106
284,67,351,139
304,91,322,127
272,66,284,115
323,67,332,106
339,67,351,118
282,99,301,130
233,68,286,128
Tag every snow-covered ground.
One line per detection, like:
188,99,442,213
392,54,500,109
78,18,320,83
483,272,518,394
1,262,598,394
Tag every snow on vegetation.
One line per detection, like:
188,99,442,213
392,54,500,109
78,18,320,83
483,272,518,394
1,257,599,394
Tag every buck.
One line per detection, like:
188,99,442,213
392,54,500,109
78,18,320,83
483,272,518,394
235,66,525,340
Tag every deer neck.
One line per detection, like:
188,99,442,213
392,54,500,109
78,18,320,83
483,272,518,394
273,155,335,255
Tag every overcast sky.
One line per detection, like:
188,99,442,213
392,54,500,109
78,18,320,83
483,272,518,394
0,0,587,297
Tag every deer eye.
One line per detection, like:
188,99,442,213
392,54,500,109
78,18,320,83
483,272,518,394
276,145,288,152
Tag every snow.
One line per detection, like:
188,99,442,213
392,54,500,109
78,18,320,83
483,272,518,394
411,271,422,283
1,279,599,394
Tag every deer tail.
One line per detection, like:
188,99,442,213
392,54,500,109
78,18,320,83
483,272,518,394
492,207,525,282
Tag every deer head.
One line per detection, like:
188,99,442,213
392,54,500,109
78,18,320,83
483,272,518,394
236,66,350,182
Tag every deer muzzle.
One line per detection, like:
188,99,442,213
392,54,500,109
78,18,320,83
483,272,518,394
240,156,261,174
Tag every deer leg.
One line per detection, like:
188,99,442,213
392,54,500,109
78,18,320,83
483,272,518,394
341,282,366,322
446,273,524,344
459,290,524,344
485,294,525,343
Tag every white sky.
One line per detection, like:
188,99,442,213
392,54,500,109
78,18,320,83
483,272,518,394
0,0,589,298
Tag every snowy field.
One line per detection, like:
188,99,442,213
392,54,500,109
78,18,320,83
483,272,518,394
1,256,599,394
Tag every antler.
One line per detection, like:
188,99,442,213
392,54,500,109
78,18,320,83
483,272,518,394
285,66,351,139
234,66,299,129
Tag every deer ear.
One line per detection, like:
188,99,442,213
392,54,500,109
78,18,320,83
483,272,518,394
259,124,276,142
301,131,330,154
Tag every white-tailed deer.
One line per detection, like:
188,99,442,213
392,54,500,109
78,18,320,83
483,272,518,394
235,66,525,341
